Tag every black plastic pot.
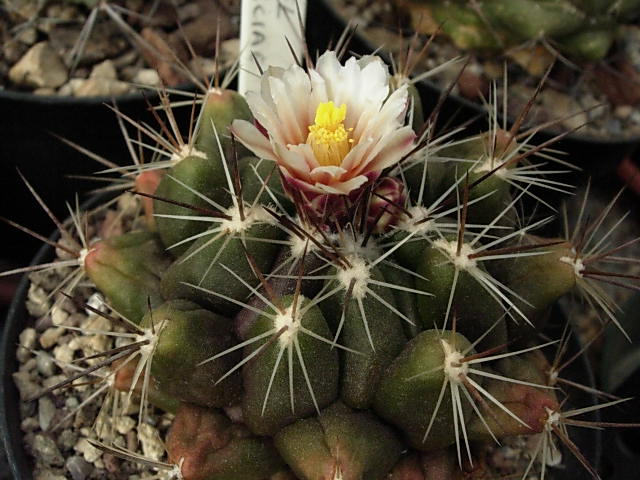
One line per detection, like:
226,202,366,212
310,1,640,175
0,236,49,480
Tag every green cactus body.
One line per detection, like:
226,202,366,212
488,236,576,333
322,261,407,409
84,231,170,324
416,239,508,349
274,402,403,480
241,295,339,436
412,0,640,61
431,2,504,50
154,88,253,257
143,300,242,408
373,329,475,451
195,89,253,161
154,152,232,257
239,156,291,211
379,263,422,338
160,209,284,316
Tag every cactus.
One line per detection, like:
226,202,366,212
10,46,640,480
405,0,640,61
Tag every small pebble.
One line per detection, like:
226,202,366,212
126,429,139,452
53,343,74,365
27,284,50,317
40,327,65,349
36,352,56,376
43,374,66,390
13,370,40,400
66,455,93,480
615,105,633,119
34,315,53,332
138,423,165,461
114,416,136,435
17,328,37,362
39,397,56,431
21,417,39,432
59,429,79,451
85,293,107,316
132,68,161,86
74,438,102,463
33,434,65,466
51,305,69,326
102,452,120,473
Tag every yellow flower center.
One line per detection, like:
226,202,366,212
307,101,353,167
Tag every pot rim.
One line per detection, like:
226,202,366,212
0,81,196,106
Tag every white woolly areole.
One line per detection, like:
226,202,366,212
559,255,585,278
473,156,507,178
398,206,435,235
434,238,477,270
545,407,561,430
273,296,305,347
441,339,468,384
220,205,272,234
170,145,207,164
337,256,371,300
78,247,92,268
137,326,161,358
338,234,381,261
289,230,324,259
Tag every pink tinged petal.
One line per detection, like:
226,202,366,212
244,92,288,145
259,66,285,107
268,66,313,145
281,64,314,131
268,76,304,146
354,126,416,176
356,86,410,140
314,175,370,195
231,120,277,161
281,172,326,195
273,142,312,181
339,136,375,174
287,143,320,171
309,165,347,184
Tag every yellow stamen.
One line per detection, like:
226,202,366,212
307,101,353,167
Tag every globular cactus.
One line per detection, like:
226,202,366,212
405,0,640,61
15,48,640,480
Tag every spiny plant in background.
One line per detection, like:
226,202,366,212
7,35,640,479
402,0,640,64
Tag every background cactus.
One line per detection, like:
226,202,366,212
405,0,640,61
8,45,640,480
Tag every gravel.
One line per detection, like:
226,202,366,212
328,0,640,141
11,204,175,479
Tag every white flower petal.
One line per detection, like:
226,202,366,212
354,126,416,175
231,120,276,161
273,142,312,180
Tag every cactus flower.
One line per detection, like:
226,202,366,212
231,51,416,219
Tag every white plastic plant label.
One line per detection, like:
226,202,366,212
238,0,308,96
